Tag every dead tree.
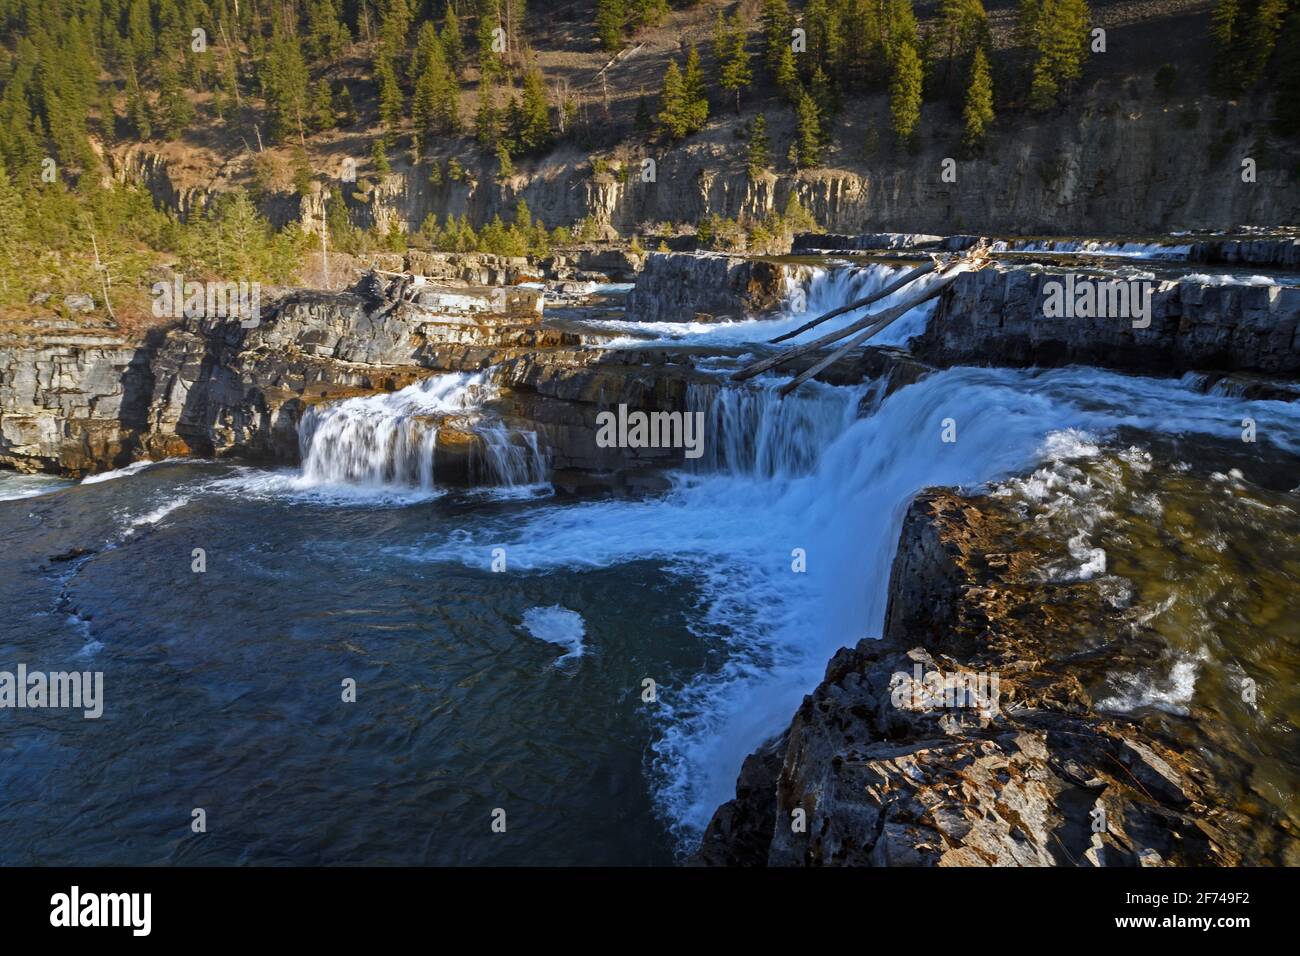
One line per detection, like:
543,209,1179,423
731,246,990,393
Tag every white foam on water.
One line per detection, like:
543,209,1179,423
1178,272,1279,286
1000,239,1193,260
122,496,191,536
203,466,447,507
0,473,73,501
1097,649,1206,716
520,606,587,665
386,365,1300,846
81,459,178,484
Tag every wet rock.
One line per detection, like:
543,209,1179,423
694,490,1254,867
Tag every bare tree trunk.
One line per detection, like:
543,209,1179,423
732,251,987,385
768,259,937,344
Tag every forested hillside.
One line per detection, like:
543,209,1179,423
2,0,1298,319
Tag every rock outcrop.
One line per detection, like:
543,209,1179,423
915,267,1300,374
2,271,724,482
110,89,1300,239
694,489,1275,867
0,328,159,474
626,252,803,323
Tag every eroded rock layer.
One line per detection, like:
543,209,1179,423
694,489,1292,867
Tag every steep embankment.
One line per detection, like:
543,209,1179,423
112,85,1300,241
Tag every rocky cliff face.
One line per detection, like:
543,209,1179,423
109,90,1299,239
0,327,158,474
626,252,805,322
915,267,1300,374
1,272,723,484
694,489,1279,867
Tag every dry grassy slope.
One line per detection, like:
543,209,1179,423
108,0,1297,236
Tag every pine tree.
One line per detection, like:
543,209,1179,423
634,91,653,133
632,0,670,29
760,0,794,75
372,138,391,174
597,0,627,53
885,0,920,65
0,158,28,296
311,79,336,132
475,78,499,147
307,0,349,61
683,45,709,133
413,22,458,134
478,0,504,80
657,59,689,139
718,11,752,113
126,67,153,140
775,43,801,103
376,55,404,143
795,91,822,167
890,39,923,143
378,0,413,66
442,1,464,73
1215,0,1288,93
1024,0,1090,109
811,64,837,121
746,114,770,179
937,0,989,91
126,0,155,74
806,0,844,80
338,84,357,126
265,22,310,143
516,66,551,153
1211,0,1242,93
962,45,994,150
157,58,195,140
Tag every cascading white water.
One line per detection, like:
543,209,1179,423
686,377,871,478
401,363,1300,845
297,370,548,490
585,262,942,350
474,423,550,486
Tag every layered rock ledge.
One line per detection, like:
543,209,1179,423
693,489,1288,867
918,267,1300,374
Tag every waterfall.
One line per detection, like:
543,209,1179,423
686,378,868,478
582,262,942,349
473,423,550,486
409,363,1300,842
297,370,547,491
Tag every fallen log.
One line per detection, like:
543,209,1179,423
768,259,937,344
731,245,990,387
731,267,958,383
776,274,961,395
